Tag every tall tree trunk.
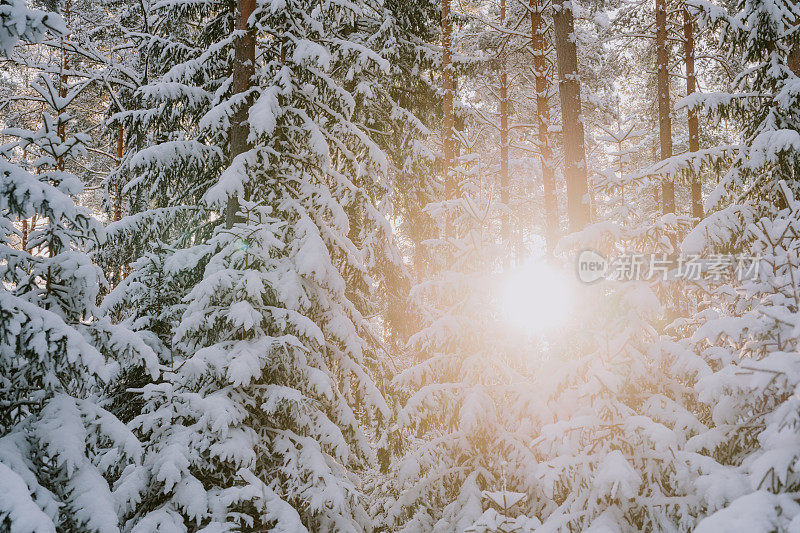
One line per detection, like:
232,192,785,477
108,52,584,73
442,0,456,198
114,125,124,222
225,0,256,228
790,48,800,75
21,219,28,250
684,5,702,221
57,0,71,173
499,0,510,241
21,148,28,250
656,0,675,214
652,138,660,208
789,12,800,203
789,13,800,76
531,0,558,252
553,0,589,231
617,136,626,207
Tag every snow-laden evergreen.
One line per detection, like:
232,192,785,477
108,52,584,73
684,0,800,252
684,185,800,530
100,0,430,529
524,225,704,530
667,1,800,527
126,204,380,531
0,72,156,532
383,159,543,531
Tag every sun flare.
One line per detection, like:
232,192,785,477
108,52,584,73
499,258,574,334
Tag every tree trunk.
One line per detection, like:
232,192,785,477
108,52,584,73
442,0,456,198
57,0,71,173
789,12,800,76
553,0,589,231
684,5,702,221
21,148,28,250
225,0,256,228
656,0,675,214
21,219,28,251
499,0,510,241
532,0,558,252
790,47,800,75
789,11,800,201
114,125,124,222
652,138,660,208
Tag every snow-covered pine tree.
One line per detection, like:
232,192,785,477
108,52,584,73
594,118,647,223
670,0,800,527
0,70,158,532
381,6,440,344
684,0,800,253
384,147,542,531
106,0,428,529
687,183,800,531
516,232,725,531
522,276,715,531
1,0,154,296
519,103,712,530
96,0,260,430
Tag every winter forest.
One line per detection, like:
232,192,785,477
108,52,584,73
4,0,800,530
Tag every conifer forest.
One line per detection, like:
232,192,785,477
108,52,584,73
3,0,800,530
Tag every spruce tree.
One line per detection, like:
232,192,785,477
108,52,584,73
110,0,427,529
0,71,157,532
675,0,800,527
685,0,800,252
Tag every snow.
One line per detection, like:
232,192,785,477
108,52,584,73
0,463,56,533
0,0,65,56
482,490,526,509
202,150,252,208
231,469,307,532
0,290,111,382
293,40,332,70
696,492,780,533
248,86,280,136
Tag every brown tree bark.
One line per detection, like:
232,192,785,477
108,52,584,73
57,0,71,173
789,16,800,76
652,138,660,208
790,47,800,75
531,0,558,251
21,148,28,250
23,215,37,253
684,5,702,221
114,125,124,222
442,0,456,198
225,0,256,228
21,219,28,251
553,0,589,231
656,0,675,214
499,0,510,240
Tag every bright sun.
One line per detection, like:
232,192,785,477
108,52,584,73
499,258,574,334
